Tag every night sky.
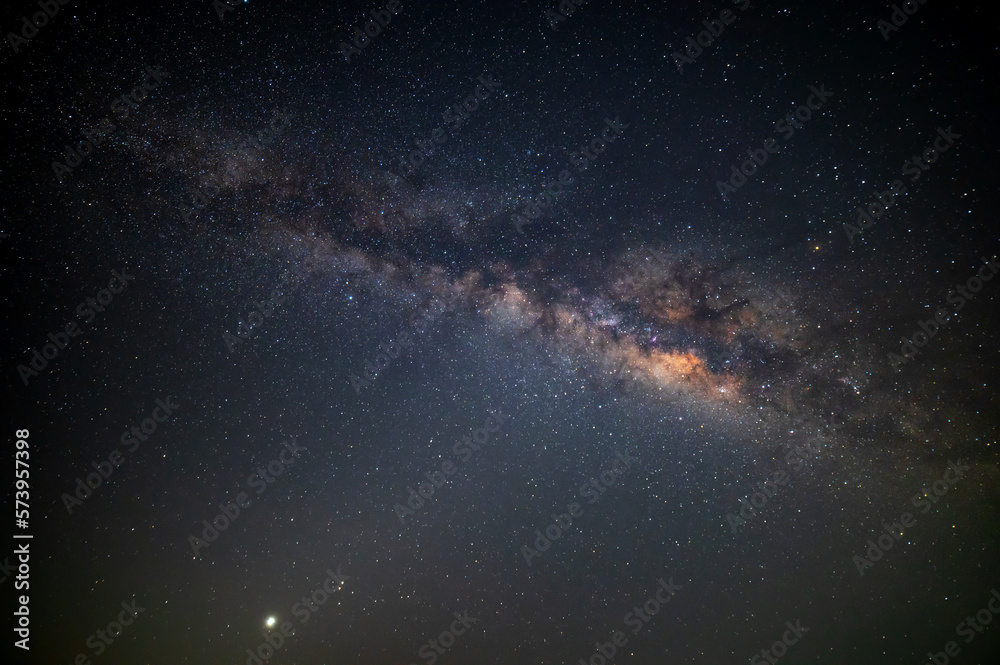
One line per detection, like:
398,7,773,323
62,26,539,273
4,0,1000,664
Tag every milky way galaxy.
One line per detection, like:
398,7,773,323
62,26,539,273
6,1,999,664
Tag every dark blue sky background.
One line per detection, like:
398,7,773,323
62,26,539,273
4,0,999,664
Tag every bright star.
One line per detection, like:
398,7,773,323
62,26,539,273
265,616,276,628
